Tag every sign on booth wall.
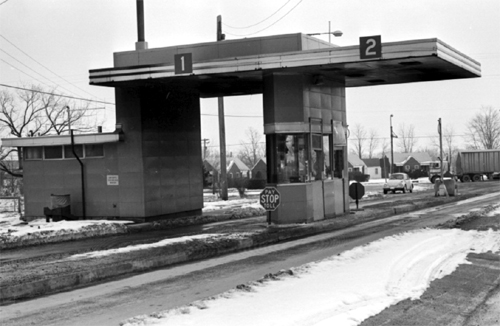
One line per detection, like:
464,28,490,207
107,175,119,186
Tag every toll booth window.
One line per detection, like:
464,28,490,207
323,135,332,179
25,147,43,160
310,134,323,181
333,147,344,179
85,144,104,158
63,145,83,159
276,134,307,183
44,146,63,159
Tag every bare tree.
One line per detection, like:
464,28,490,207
367,129,380,158
0,85,100,177
379,138,389,158
205,147,221,172
397,123,417,153
350,123,367,159
237,127,264,168
465,106,500,149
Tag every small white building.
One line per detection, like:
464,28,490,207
363,158,383,179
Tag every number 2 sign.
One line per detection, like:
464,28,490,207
359,35,381,59
174,53,193,74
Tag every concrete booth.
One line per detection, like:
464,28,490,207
2,33,480,224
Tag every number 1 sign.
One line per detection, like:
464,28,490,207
174,53,193,74
359,35,382,59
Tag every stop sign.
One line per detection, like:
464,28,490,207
349,182,365,200
260,187,281,211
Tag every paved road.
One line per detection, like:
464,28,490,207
0,181,492,264
2,190,498,326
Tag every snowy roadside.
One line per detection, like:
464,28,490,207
0,196,264,249
121,218,500,326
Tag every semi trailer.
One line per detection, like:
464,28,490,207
429,149,500,182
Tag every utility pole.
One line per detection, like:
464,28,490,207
438,118,449,197
217,15,228,200
66,106,71,134
202,138,210,160
390,114,397,175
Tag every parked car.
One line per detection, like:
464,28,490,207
383,173,413,194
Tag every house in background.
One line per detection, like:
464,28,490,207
250,158,267,181
347,154,367,173
226,157,250,179
392,152,433,175
379,155,390,178
363,158,382,179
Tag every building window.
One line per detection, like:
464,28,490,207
44,146,63,159
405,165,411,171
375,168,379,174
414,165,420,170
64,145,83,159
275,133,307,183
24,144,105,161
25,147,43,160
85,144,104,157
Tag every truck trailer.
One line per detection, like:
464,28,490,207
455,149,500,182
428,149,500,182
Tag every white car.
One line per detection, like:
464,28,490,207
383,173,413,194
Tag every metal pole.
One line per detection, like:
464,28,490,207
390,114,394,175
71,130,86,219
217,15,228,200
66,106,71,134
135,0,147,50
328,21,331,44
438,118,449,197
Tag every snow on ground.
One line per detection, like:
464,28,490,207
66,232,255,260
0,210,134,239
202,198,260,211
0,197,257,239
122,228,500,326
487,205,500,216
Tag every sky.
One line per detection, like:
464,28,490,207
1,0,499,157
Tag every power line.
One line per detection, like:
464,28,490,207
351,134,468,141
0,59,55,89
224,0,304,37
0,83,115,106
0,49,84,96
223,0,294,29
0,34,101,100
201,113,262,118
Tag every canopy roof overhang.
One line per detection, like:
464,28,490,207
89,36,480,98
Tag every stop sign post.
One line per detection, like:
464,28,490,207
349,182,365,211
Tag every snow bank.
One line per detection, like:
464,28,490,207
66,232,255,260
122,228,500,326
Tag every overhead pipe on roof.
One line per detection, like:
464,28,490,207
136,0,148,50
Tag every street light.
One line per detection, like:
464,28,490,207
307,31,343,44
307,21,343,43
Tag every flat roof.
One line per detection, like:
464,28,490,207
1,132,122,148
89,35,480,98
